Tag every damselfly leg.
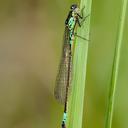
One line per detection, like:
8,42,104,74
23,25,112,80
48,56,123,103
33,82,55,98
75,12,90,41
74,33,90,41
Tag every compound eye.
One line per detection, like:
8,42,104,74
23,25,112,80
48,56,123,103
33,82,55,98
70,4,77,10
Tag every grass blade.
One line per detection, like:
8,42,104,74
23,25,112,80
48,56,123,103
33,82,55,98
105,0,128,128
67,0,92,128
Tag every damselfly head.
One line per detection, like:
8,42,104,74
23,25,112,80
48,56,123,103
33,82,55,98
70,4,78,10
70,4,80,16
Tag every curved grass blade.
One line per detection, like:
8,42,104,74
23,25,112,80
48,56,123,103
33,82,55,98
105,0,128,128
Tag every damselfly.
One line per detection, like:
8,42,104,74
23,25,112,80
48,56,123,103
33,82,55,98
54,4,87,128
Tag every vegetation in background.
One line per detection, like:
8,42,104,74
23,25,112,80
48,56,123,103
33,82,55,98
105,0,128,128
0,0,128,128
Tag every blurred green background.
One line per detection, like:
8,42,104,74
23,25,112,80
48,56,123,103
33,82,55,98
0,0,127,128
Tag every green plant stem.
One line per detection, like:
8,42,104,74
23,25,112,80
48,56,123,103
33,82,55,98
105,0,128,128
67,0,92,128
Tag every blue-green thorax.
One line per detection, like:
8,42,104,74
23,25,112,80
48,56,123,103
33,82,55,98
68,16,76,45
